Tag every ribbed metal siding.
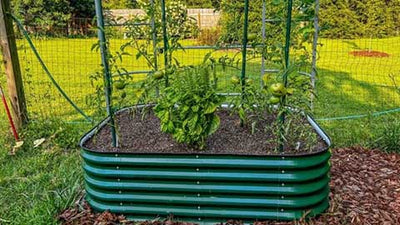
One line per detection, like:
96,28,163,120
82,150,331,221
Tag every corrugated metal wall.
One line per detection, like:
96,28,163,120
82,149,331,222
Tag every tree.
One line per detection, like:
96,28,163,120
69,0,95,19
185,0,212,8
103,0,138,9
12,0,70,28
320,0,400,38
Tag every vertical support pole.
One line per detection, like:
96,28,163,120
283,0,293,86
0,0,28,130
260,0,267,88
239,0,249,126
94,0,117,147
150,0,159,96
241,0,249,98
279,0,293,151
310,0,320,109
161,0,169,86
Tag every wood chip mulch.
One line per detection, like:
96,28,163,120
58,147,400,225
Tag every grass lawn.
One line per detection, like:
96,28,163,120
0,119,87,224
0,36,399,224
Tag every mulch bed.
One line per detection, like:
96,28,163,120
84,109,327,155
59,147,400,225
349,50,390,58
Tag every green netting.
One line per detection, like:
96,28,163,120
7,21,400,121
0,3,399,149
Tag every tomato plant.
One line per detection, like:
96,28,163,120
153,63,225,150
87,40,132,118
123,0,198,73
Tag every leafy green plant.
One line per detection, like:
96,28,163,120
153,64,225,149
227,57,314,151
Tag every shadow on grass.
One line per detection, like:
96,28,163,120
315,67,399,118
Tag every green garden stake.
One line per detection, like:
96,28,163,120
150,0,159,96
240,0,250,126
279,0,294,151
161,0,169,86
94,0,117,147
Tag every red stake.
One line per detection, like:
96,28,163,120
0,85,19,141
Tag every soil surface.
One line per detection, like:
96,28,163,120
84,109,327,155
59,147,400,225
349,50,390,58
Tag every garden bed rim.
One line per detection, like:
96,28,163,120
80,104,332,157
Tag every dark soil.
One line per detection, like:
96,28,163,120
84,109,327,155
349,50,390,58
59,147,400,225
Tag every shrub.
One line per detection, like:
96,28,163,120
219,0,400,40
154,65,225,149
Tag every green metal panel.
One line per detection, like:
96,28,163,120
80,107,331,222
81,150,331,169
81,148,330,221
86,195,329,221
86,184,330,208
83,161,329,182
84,174,329,195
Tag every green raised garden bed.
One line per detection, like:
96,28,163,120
80,107,331,223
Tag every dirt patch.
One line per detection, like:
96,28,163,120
84,109,327,155
349,50,390,58
59,147,400,225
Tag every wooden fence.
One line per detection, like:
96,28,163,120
107,9,220,29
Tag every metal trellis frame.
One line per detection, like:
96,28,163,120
94,0,320,148
260,0,320,104
94,0,117,147
240,0,250,102
310,0,320,108
161,0,169,86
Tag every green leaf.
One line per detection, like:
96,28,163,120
167,121,174,133
208,114,220,135
194,124,203,135
188,114,199,130
161,111,170,123
205,104,217,114
192,105,200,112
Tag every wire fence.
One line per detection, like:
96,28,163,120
1,11,400,145
315,37,400,119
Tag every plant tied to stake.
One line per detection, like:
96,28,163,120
154,64,225,150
